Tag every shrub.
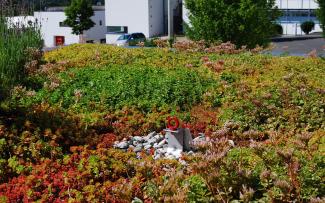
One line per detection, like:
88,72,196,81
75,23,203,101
301,21,315,35
184,0,280,48
274,24,283,36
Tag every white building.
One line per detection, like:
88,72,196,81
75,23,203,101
276,0,322,35
105,0,183,43
34,6,106,47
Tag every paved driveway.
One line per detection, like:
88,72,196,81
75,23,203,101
270,37,325,57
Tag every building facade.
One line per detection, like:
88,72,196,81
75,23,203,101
105,0,322,42
34,6,106,48
105,0,183,43
276,0,322,35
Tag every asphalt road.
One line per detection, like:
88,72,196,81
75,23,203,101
270,37,325,57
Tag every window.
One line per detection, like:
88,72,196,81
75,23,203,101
59,22,69,27
134,33,145,39
99,20,103,26
107,26,128,33
117,34,130,40
278,9,318,23
310,10,317,17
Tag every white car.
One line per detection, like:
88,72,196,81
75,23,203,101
115,33,146,47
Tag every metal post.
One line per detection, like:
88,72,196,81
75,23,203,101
168,0,174,39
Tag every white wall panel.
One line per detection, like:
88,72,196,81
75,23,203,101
106,0,150,37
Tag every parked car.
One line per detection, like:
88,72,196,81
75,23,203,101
115,33,146,46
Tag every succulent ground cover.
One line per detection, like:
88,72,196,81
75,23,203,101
0,43,324,202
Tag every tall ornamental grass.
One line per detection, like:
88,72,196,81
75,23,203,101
0,1,42,101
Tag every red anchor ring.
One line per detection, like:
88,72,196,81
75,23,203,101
167,116,180,131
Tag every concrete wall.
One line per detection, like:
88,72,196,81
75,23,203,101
34,11,106,47
105,0,150,37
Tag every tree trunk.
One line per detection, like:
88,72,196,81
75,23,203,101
79,34,85,44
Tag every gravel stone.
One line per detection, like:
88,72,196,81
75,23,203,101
179,160,187,165
144,144,152,151
135,143,143,148
144,132,157,140
154,154,162,160
143,142,152,147
192,135,207,146
166,148,182,159
116,141,129,149
165,154,176,159
148,137,158,145
156,148,166,154
132,136,144,143
157,139,167,148
228,139,235,147
154,134,164,142
114,130,203,160
153,143,159,149
133,140,140,146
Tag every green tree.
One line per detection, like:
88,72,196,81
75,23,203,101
63,0,95,43
316,0,325,37
184,0,280,48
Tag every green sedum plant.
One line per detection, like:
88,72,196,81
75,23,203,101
29,65,217,113
0,43,324,202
